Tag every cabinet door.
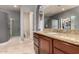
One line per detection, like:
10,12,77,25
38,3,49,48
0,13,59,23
39,36,52,54
54,39,79,54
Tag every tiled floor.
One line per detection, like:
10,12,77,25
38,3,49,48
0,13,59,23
0,37,35,54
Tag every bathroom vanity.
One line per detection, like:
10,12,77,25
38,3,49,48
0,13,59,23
33,31,79,54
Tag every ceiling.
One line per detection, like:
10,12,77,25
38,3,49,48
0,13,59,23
0,5,78,16
0,5,20,12
44,5,78,17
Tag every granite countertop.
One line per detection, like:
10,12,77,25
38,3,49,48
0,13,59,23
35,31,79,45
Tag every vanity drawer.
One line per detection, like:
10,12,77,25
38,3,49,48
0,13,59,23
34,37,39,46
34,45,39,54
54,39,79,54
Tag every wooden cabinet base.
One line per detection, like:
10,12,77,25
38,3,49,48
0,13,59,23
34,33,79,54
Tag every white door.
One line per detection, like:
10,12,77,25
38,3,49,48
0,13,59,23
24,12,33,39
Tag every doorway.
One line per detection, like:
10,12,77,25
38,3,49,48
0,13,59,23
23,12,33,40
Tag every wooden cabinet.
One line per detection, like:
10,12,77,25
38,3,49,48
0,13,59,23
33,33,40,54
34,45,39,54
54,39,79,54
33,33,79,54
33,33,52,54
39,35,53,54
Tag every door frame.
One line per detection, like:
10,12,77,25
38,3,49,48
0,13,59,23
29,12,33,39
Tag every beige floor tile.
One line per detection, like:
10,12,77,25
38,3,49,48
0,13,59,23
0,37,35,54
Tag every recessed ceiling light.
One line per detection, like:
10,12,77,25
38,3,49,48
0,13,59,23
62,8,65,11
14,5,18,8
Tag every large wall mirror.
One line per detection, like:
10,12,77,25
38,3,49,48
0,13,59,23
43,5,79,30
